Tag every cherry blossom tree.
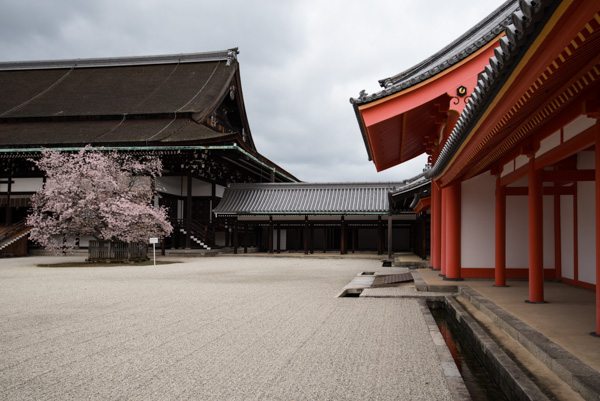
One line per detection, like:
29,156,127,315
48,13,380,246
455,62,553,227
27,146,173,253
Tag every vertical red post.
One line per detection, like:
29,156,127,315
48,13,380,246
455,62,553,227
595,120,600,335
527,156,545,303
444,181,462,280
432,180,442,270
440,187,447,276
495,175,507,286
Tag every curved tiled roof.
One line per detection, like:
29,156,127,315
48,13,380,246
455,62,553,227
0,50,238,118
350,0,517,106
213,182,405,216
425,0,560,180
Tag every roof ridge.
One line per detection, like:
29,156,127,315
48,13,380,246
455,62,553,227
350,0,518,105
0,48,239,71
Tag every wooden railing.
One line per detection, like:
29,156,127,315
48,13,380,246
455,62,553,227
176,219,215,246
88,240,148,262
0,220,31,248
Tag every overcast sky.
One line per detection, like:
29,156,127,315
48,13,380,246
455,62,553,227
0,0,503,182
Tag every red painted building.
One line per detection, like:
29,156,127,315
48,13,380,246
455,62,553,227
352,0,600,335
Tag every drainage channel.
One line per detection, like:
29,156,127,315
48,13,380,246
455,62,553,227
429,304,508,401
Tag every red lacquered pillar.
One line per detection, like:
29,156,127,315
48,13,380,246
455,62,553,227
432,180,442,270
594,120,600,336
527,156,545,303
444,181,462,281
440,187,447,277
495,174,507,287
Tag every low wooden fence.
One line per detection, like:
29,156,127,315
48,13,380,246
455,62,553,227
88,240,148,262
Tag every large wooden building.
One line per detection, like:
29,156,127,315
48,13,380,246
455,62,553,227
0,49,297,254
213,181,429,256
352,0,600,334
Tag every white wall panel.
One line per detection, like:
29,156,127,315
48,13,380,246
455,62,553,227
560,195,574,280
537,130,561,157
543,195,555,269
461,174,495,268
564,115,595,141
0,177,43,192
577,151,595,284
157,176,183,196
506,196,529,268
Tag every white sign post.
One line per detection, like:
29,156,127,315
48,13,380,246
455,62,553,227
149,237,159,265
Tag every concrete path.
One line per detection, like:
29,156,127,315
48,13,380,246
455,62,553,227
0,256,454,401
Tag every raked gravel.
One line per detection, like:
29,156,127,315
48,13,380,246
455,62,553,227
0,255,453,401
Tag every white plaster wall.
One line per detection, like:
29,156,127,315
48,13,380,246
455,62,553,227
505,193,555,270
192,180,212,197
537,130,561,157
501,160,514,177
0,177,44,192
157,176,216,197
272,229,287,251
577,151,596,284
216,185,225,198
543,195,555,270
461,173,495,268
157,176,183,196
506,196,529,268
560,194,574,280
78,235,96,248
515,154,529,170
564,115,595,141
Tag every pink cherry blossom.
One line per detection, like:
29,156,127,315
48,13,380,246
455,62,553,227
27,146,173,254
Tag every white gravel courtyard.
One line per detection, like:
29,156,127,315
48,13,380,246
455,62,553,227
0,256,454,400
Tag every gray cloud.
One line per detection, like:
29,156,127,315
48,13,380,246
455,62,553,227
0,0,502,182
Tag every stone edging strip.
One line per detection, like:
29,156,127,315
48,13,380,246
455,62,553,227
417,299,471,401
443,296,550,401
411,270,458,293
460,287,600,401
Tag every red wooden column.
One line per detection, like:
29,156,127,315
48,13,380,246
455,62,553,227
594,119,600,336
495,174,507,287
527,155,545,303
440,187,447,277
444,181,462,281
431,180,442,270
